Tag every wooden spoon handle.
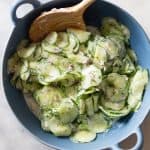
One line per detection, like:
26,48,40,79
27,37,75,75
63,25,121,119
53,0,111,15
72,0,96,14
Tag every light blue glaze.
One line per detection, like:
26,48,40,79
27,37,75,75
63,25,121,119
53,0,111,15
2,0,150,149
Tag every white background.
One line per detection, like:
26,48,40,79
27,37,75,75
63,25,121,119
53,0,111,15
0,0,150,150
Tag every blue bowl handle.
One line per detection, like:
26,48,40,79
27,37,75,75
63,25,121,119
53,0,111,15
11,0,41,25
110,127,143,150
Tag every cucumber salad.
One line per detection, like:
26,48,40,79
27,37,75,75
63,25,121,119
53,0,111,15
8,17,148,143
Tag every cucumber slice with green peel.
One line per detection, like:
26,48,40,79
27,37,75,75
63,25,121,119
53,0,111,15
42,43,62,53
20,60,30,81
101,73,129,106
64,84,79,98
29,59,60,83
34,86,64,109
20,71,30,81
120,24,130,42
56,32,69,48
100,17,130,43
108,35,126,58
104,86,128,103
88,113,108,133
99,105,130,118
92,94,99,112
87,40,96,57
127,68,148,109
127,49,137,64
67,28,91,43
93,44,107,66
101,97,125,111
70,130,96,143
17,43,36,58
55,98,78,124
67,52,90,65
107,73,128,89
37,75,50,85
85,97,94,117
41,117,72,136
97,38,119,60
38,66,60,85
77,87,99,99
52,71,82,87
44,32,58,45
33,46,42,60
121,55,136,74
78,99,86,115
81,65,102,90
65,33,78,52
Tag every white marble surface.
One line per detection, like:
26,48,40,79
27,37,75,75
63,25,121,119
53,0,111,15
0,0,150,150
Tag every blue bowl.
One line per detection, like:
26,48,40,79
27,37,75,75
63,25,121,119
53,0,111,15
2,0,150,149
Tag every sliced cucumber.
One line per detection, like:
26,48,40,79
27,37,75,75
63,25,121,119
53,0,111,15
93,44,107,66
33,45,42,60
41,117,72,136
37,66,60,85
127,68,148,110
67,28,91,43
65,33,78,53
121,55,136,74
85,97,94,117
56,32,69,48
34,86,64,109
120,24,130,42
100,17,130,43
81,65,102,90
88,113,108,133
70,130,96,143
44,32,57,45
107,35,126,59
54,71,82,87
107,73,128,89
20,60,30,81
42,43,62,53
92,94,99,112
101,73,128,110
78,99,86,114
99,105,130,118
87,40,96,57
56,98,78,124
98,37,119,60
67,52,90,65
64,83,79,98
29,59,60,84
127,49,137,64
17,43,36,58
101,97,125,111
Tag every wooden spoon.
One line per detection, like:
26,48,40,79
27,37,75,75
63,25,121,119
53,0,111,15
29,0,95,42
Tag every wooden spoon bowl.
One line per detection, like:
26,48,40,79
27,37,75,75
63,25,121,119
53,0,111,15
29,0,95,42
